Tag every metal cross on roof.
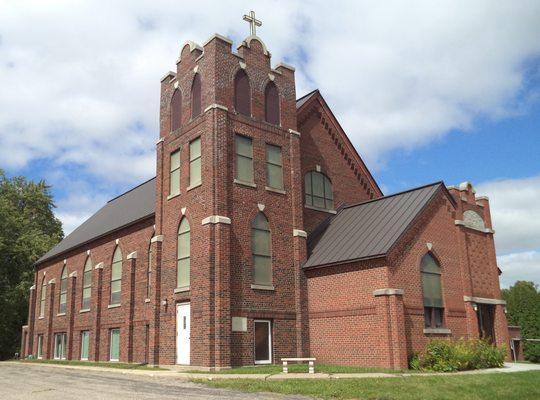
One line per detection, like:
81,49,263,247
243,10,262,36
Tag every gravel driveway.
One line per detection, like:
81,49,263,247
0,363,307,400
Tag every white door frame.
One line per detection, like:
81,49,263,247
176,302,190,365
254,319,272,364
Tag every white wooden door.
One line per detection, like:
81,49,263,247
176,302,190,365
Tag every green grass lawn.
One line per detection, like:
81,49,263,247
19,359,167,370
196,371,540,400
187,363,414,374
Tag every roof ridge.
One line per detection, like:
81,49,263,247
295,88,319,103
342,181,444,210
107,176,156,203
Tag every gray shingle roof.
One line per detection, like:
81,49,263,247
303,182,445,269
296,89,318,109
36,177,156,265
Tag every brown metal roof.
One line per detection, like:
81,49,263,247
303,182,445,269
36,177,156,265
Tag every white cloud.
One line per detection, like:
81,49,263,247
476,175,540,254
1,1,540,233
498,251,540,288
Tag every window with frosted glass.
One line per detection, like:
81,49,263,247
189,137,201,187
266,144,283,189
421,253,444,328
80,331,90,360
177,218,190,288
39,278,46,318
252,213,272,286
304,171,334,210
37,335,43,359
264,82,280,125
170,149,181,196
82,257,92,310
54,332,66,360
235,135,253,183
234,69,251,116
110,247,122,305
109,329,120,361
59,266,68,314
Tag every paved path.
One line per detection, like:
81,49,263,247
0,363,308,400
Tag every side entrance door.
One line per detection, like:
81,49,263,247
477,304,496,344
176,302,190,365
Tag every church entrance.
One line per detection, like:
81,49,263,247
176,302,190,365
477,304,496,344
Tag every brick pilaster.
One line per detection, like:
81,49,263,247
126,253,137,362
67,273,77,359
92,263,104,361
46,280,56,358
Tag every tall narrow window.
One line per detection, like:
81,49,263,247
80,331,90,360
37,335,43,359
59,266,68,314
266,144,283,190
189,137,201,187
109,329,120,361
177,218,190,289
146,241,152,299
170,149,181,196
39,277,46,318
234,69,251,116
170,89,182,131
191,73,201,119
54,333,67,360
110,247,122,306
305,171,334,210
421,253,444,328
235,134,253,183
82,257,92,310
252,213,272,286
264,82,280,125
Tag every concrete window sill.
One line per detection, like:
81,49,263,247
79,309,90,314
144,298,151,303
167,192,181,200
187,182,202,192
108,304,121,309
234,179,257,188
251,284,275,291
57,313,66,317
174,286,190,294
265,186,286,195
423,328,452,335
304,204,337,214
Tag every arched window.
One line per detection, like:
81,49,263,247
110,246,122,306
170,89,182,131
252,213,272,286
177,218,190,289
191,74,201,119
421,253,444,329
39,276,47,318
264,82,280,125
59,266,68,314
82,257,92,310
147,241,153,299
234,69,251,116
305,171,334,210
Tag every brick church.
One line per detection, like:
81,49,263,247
21,14,511,370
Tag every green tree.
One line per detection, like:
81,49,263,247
0,170,63,359
502,281,540,362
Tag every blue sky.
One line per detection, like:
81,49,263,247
1,0,540,287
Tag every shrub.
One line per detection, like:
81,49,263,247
410,339,506,372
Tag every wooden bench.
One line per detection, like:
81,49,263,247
281,357,316,374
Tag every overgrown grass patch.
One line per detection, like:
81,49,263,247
196,371,540,400
19,359,167,370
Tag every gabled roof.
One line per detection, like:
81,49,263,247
303,182,449,269
36,178,156,265
295,89,383,197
